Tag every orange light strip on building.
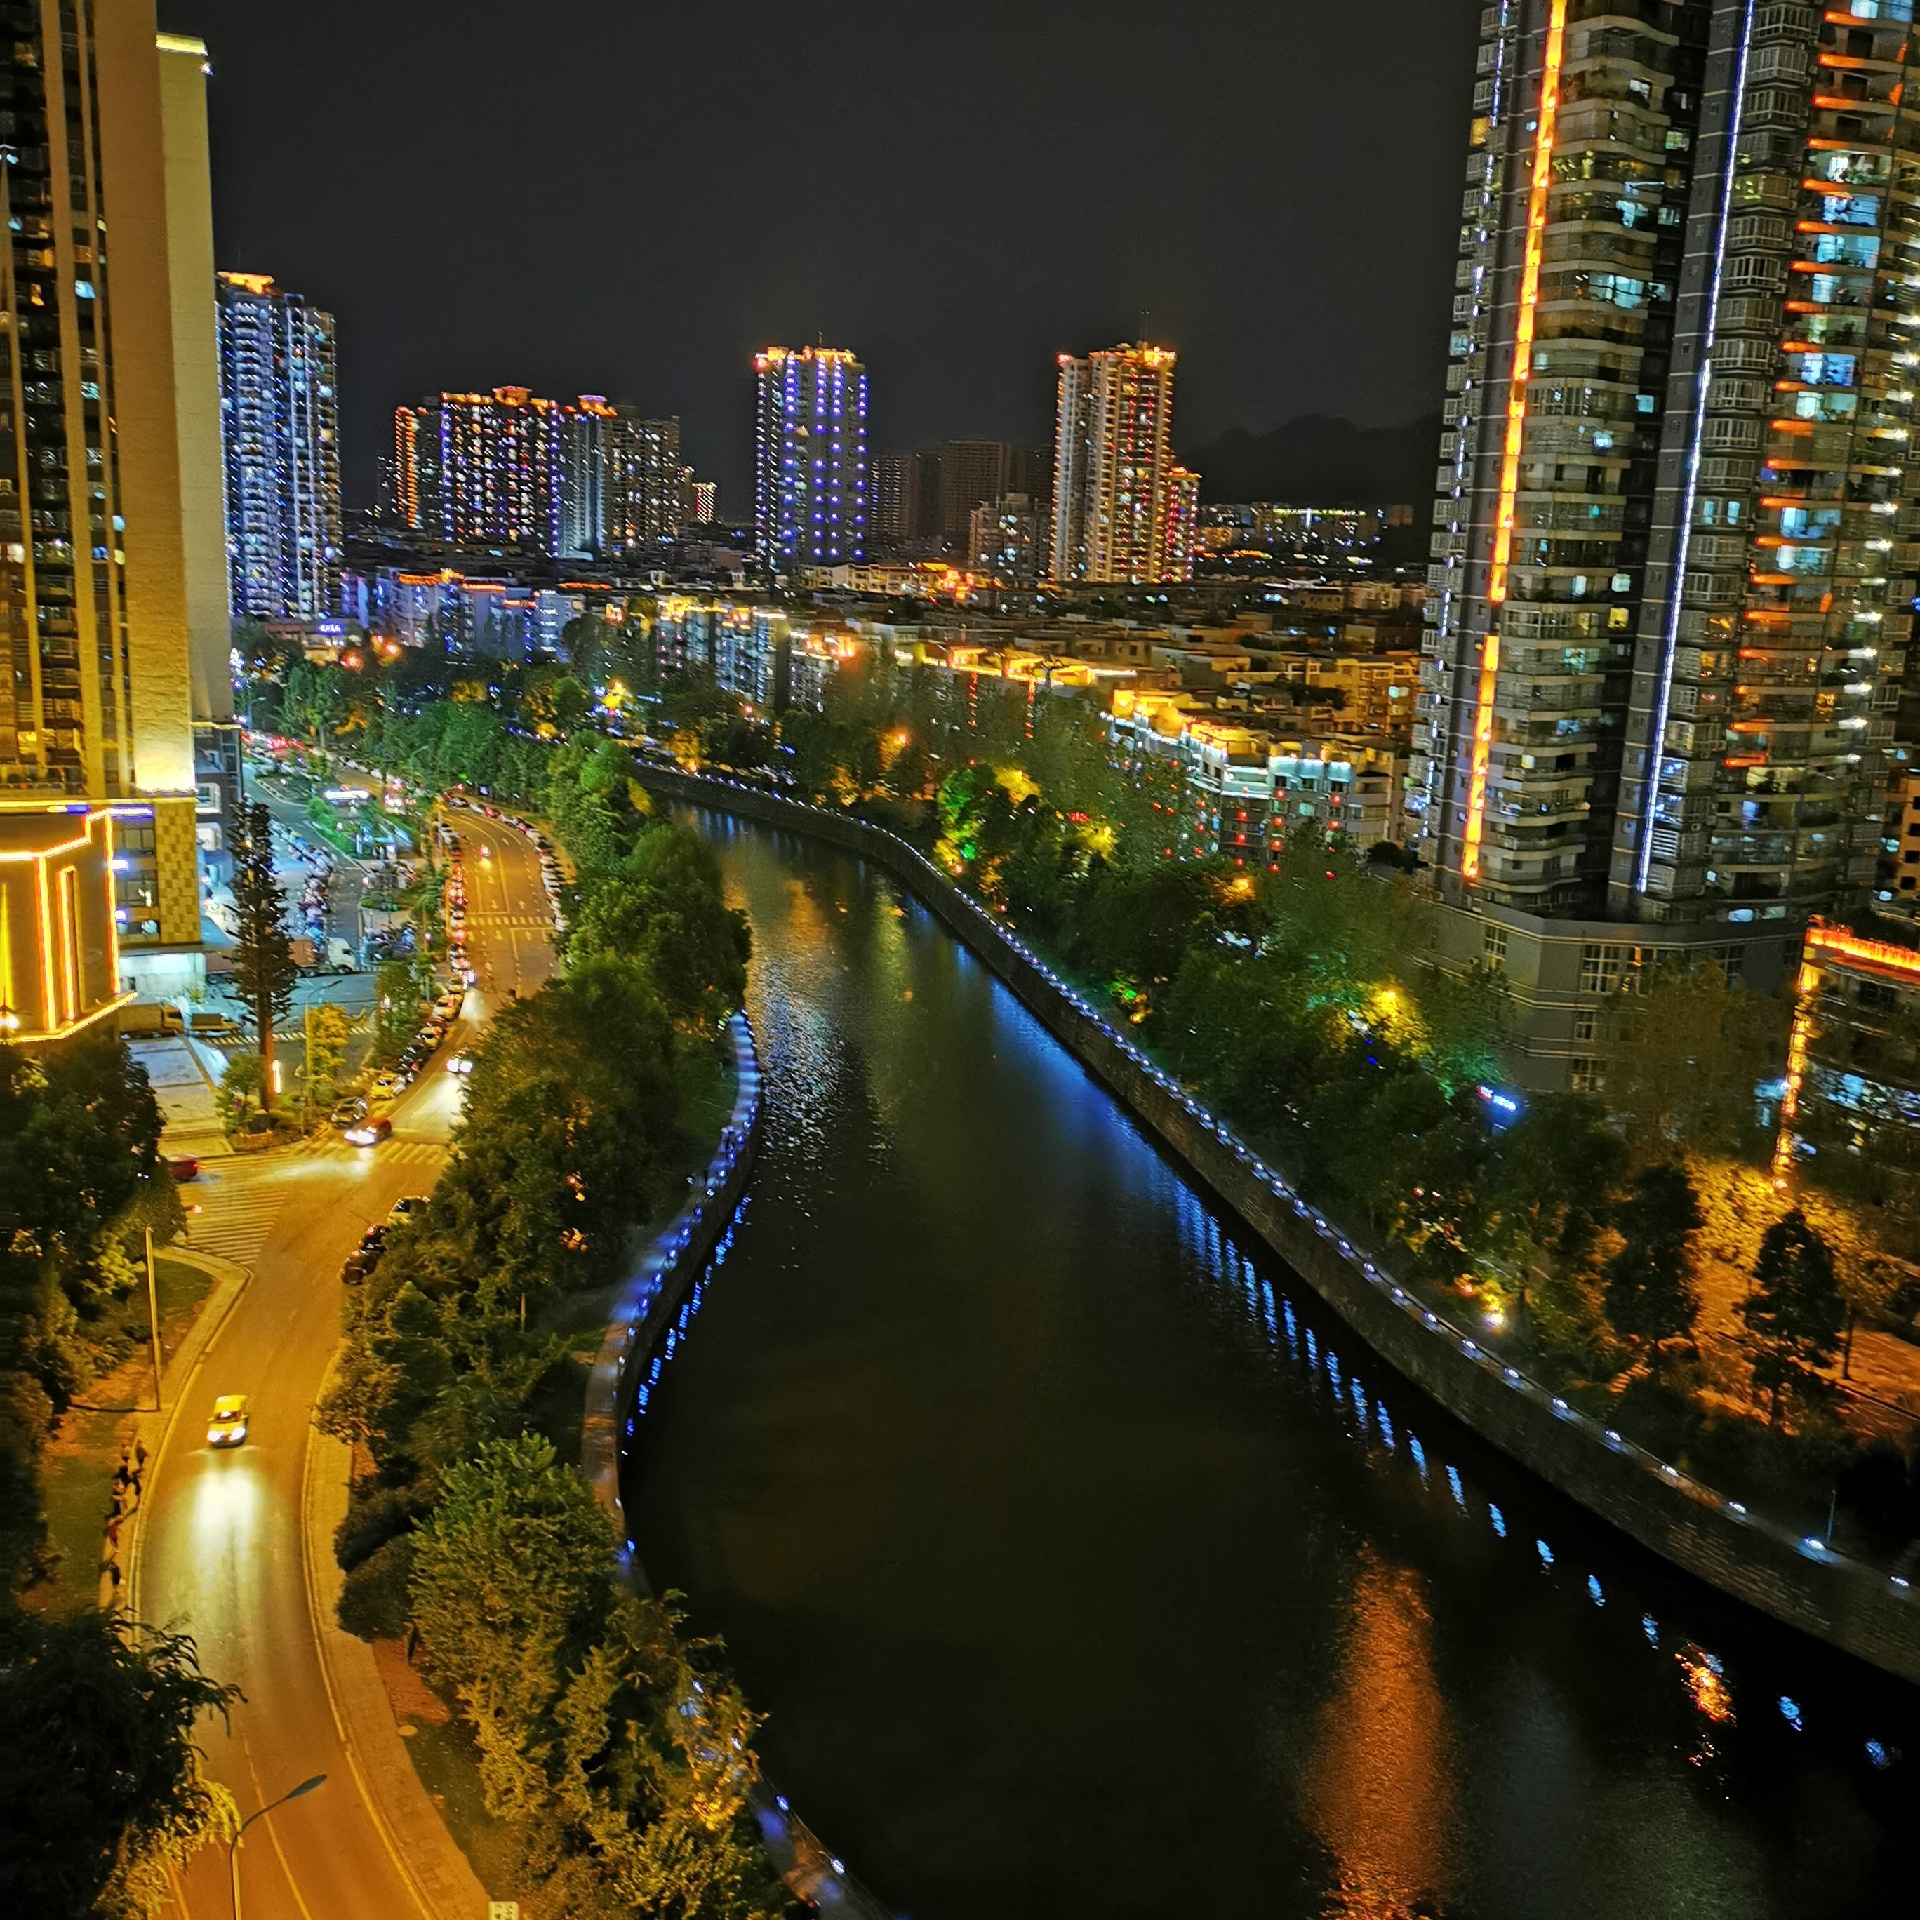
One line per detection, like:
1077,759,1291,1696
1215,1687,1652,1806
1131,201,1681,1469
1464,0,1566,884
1772,920,1920,1183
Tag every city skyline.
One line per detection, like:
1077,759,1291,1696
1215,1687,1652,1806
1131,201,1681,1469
154,0,1477,509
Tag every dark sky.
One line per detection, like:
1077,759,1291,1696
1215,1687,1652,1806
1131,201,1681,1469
155,1,1478,512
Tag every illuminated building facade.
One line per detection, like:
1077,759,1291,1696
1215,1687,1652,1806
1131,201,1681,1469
1162,464,1200,583
561,399,683,555
1050,344,1186,583
0,7,213,1018
1415,0,1916,940
690,480,718,523
753,346,868,572
396,388,682,558
396,387,568,551
1774,919,1920,1248
216,272,341,619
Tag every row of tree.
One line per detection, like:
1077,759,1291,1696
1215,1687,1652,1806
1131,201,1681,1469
0,1039,241,1915
317,728,778,1916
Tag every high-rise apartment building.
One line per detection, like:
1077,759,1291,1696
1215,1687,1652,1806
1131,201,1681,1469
689,480,718,524
396,387,681,558
216,273,341,620
1413,0,1920,1086
968,493,1045,586
753,346,868,571
0,6,217,1037
1050,344,1185,583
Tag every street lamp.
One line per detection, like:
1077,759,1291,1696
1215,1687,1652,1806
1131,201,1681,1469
0,1000,19,1037
229,1772,325,1920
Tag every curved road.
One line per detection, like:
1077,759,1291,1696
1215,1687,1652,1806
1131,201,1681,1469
136,802,554,1920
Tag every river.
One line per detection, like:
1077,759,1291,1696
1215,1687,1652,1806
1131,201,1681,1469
623,814,1920,1919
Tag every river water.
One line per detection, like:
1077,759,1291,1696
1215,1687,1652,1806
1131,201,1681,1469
624,815,1920,1919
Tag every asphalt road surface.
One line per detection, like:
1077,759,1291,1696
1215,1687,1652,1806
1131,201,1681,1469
137,804,556,1919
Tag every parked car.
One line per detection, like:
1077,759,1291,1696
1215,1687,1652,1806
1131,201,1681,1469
166,1154,201,1182
343,1115,392,1148
342,1226,386,1284
369,1072,404,1102
331,1095,368,1128
388,1195,430,1223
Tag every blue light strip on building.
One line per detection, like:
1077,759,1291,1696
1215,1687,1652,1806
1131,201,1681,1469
1635,0,1755,896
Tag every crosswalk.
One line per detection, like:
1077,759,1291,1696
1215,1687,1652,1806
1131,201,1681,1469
176,1138,448,1268
179,1163,286,1268
302,1138,447,1171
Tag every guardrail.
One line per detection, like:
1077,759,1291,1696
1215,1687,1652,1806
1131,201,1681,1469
636,762,1920,1688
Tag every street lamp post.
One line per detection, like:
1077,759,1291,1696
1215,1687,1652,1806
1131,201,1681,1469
229,1772,326,1920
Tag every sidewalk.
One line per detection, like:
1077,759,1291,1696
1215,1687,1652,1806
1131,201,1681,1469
128,1035,232,1159
303,1361,491,1920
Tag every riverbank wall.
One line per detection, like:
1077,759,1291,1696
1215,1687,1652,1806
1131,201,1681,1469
637,764,1920,1688
582,1009,762,1547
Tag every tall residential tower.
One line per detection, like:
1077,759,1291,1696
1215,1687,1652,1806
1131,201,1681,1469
752,346,868,572
1050,344,1185,584
216,272,341,620
0,5,216,1037
1411,0,1920,1083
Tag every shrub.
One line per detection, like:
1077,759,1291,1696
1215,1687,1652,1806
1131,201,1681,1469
338,1533,416,1641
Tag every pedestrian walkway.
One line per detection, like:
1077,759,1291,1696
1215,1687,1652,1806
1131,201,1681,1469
178,1160,286,1267
300,1137,447,1171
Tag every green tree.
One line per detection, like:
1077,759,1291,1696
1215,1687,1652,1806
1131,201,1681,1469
217,1052,266,1134
227,802,296,1110
409,1434,617,1815
566,824,750,1035
1602,961,1787,1160
1602,1162,1703,1370
0,1611,238,1918
304,1001,349,1119
1741,1209,1845,1426
1483,1093,1624,1308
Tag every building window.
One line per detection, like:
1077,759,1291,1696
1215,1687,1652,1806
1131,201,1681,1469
1580,943,1623,995
1574,1010,1597,1044
1570,1057,1603,1093
1483,924,1508,971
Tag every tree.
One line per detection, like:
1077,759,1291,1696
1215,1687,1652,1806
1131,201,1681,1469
1602,1162,1703,1369
1741,1209,1845,1426
216,1053,266,1134
409,1434,617,1815
0,1611,238,1918
1601,961,1787,1159
304,1002,350,1119
1483,1093,1624,1307
227,803,296,1111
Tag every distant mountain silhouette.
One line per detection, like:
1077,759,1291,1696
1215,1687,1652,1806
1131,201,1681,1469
1183,414,1441,507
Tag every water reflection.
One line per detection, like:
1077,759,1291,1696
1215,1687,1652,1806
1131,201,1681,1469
625,817,1920,1920
1304,1551,1459,1920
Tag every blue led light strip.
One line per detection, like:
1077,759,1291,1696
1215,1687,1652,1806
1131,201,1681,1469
1636,0,1755,895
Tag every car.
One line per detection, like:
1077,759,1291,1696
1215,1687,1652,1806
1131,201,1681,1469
342,1226,386,1284
446,1051,473,1076
343,1115,393,1147
388,1195,430,1223
331,1095,367,1128
435,991,465,1020
369,1072,404,1102
207,1394,250,1448
478,843,493,862
166,1154,201,1182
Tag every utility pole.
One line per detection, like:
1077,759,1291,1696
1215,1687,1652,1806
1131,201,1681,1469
143,1229,162,1412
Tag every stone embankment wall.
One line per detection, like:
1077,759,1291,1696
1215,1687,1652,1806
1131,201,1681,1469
636,763,1920,1686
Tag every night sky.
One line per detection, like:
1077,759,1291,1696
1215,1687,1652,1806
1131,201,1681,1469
155,1,1478,512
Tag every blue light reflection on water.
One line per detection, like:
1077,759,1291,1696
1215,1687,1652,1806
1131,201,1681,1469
625,814,1920,1920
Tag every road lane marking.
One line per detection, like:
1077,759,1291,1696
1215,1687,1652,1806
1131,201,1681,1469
239,1734,323,1920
